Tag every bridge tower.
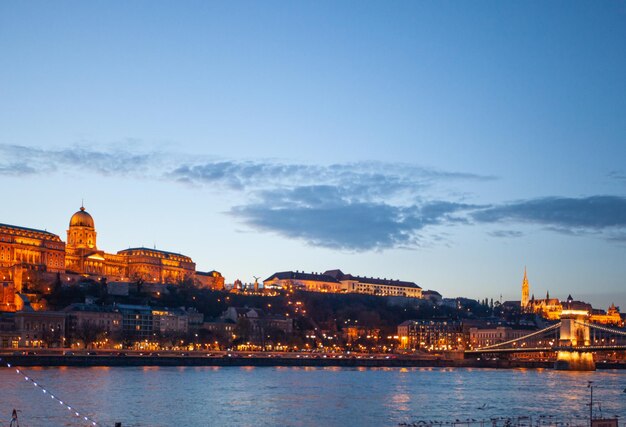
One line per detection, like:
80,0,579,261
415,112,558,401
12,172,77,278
555,307,595,371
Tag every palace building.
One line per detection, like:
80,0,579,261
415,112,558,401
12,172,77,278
1,206,220,311
263,269,423,298
64,206,196,283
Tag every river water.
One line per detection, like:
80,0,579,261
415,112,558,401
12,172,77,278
0,366,624,427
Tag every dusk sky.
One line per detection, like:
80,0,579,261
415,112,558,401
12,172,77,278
1,1,625,308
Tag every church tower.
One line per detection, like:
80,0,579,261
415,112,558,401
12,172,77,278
521,267,529,309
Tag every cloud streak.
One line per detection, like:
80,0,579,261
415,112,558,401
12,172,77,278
3,143,626,250
0,144,157,176
473,196,626,230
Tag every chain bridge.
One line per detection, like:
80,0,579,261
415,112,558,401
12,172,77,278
465,309,626,370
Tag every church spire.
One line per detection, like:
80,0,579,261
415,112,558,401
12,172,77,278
521,266,530,309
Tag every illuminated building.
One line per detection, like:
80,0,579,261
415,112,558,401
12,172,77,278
63,303,122,347
263,269,423,298
220,307,293,344
65,206,196,283
398,320,464,351
117,304,153,340
590,303,622,326
0,223,66,311
0,316,20,348
14,310,66,348
325,269,422,298
1,206,222,311
520,269,620,324
152,308,189,334
0,223,66,274
263,271,346,293
520,269,562,320
195,270,225,290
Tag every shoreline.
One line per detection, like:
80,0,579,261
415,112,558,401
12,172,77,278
2,355,625,369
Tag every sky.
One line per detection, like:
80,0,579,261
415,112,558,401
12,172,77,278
1,1,625,308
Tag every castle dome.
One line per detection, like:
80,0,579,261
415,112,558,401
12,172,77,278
69,206,95,228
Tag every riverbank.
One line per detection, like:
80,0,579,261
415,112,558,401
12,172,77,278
2,354,625,369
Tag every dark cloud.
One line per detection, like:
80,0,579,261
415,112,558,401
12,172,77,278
231,186,474,250
473,196,626,230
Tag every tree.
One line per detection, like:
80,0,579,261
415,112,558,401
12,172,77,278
41,326,62,348
234,317,252,344
74,321,106,349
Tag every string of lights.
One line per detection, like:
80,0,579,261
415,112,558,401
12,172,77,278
575,321,626,336
0,357,101,427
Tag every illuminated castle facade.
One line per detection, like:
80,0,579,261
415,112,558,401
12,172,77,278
1,206,222,310
64,206,196,283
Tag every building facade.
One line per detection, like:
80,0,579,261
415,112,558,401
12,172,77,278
325,269,422,298
65,206,197,283
398,320,464,351
63,303,122,347
468,326,533,349
195,270,225,290
264,269,423,298
14,310,67,348
1,206,222,312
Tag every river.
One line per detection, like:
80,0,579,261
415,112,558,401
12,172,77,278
0,367,624,427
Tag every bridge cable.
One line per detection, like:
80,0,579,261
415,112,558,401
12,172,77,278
574,321,626,337
477,322,561,350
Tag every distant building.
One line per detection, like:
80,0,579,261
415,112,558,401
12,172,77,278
196,270,225,290
520,269,619,323
116,304,153,340
263,269,423,298
14,310,66,348
0,223,66,274
590,303,622,326
422,290,443,304
152,308,189,335
264,271,345,293
325,269,422,298
63,303,122,346
221,307,293,344
1,205,221,312
398,320,464,351
469,326,534,349
0,315,19,348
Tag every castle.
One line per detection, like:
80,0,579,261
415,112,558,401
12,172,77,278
520,268,621,325
0,206,223,311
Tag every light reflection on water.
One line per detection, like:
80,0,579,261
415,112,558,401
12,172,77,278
0,367,624,427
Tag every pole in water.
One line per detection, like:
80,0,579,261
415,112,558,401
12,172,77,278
115,423,122,427
587,381,593,427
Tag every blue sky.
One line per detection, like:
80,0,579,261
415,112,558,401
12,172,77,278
1,1,625,308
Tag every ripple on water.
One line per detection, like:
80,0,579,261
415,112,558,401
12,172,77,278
0,367,624,427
